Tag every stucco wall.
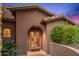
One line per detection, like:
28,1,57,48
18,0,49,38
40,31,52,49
46,20,66,54
50,42,79,56
16,9,51,55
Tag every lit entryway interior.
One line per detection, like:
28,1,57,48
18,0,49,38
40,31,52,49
28,31,41,50
28,26,43,51
27,26,47,56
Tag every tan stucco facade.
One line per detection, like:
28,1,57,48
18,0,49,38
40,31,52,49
15,9,52,55
50,42,79,56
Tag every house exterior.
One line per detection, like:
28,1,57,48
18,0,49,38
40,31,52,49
2,5,76,55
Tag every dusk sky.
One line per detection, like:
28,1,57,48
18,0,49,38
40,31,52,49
2,3,79,24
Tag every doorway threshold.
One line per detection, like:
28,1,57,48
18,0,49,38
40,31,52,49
27,50,47,56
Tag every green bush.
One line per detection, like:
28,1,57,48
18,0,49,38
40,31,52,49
2,39,18,56
51,25,79,45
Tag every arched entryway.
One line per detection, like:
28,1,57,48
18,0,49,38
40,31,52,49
28,25,42,51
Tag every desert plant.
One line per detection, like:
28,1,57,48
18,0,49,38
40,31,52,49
2,39,18,56
51,25,79,45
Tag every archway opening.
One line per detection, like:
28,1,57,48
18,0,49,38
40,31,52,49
28,25,42,51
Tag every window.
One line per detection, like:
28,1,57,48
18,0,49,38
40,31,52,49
3,28,11,38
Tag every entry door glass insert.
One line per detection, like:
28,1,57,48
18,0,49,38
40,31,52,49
29,31,41,50
35,32,41,48
29,32,35,49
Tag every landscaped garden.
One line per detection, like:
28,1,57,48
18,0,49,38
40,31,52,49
50,24,79,56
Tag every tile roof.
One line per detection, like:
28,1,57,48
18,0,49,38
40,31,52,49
7,5,55,16
2,7,15,20
42,15,79,25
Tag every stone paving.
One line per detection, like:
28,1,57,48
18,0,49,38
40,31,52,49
27,50,47,56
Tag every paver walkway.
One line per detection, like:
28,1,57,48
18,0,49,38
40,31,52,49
27,50,47,56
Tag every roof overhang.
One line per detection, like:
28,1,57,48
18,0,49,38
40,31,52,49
2,7,15,21
7,5,55,16
41,16,79,26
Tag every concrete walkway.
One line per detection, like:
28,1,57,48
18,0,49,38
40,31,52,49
27,50,47,56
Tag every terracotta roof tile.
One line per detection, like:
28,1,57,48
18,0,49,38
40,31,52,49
7,5,55,16
2,7,15,20
42,16,78,25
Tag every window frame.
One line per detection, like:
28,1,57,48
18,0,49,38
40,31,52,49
3,27,11,38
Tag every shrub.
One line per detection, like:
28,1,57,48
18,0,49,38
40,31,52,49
2,39,18,56
51,25,79,45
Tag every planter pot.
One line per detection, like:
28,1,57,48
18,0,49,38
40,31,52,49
50,42,79,56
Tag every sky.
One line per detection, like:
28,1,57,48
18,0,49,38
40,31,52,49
2,3,79,24
0,3,1,6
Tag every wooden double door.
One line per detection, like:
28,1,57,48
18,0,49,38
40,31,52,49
28,31,42,50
